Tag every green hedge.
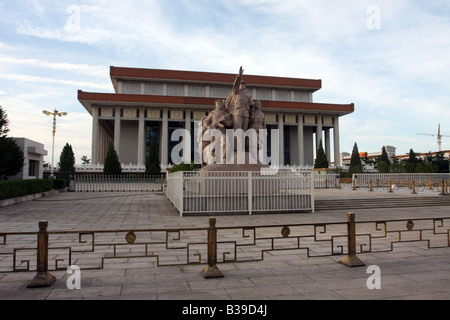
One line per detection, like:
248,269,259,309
0,179,54,201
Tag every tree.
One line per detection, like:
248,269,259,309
406,149,418,173
145,139,161,176
167,162,195,173
377,146,391,173
0,106,10,137
425,151,449,173
59,143,76,175
0,106,24,179
349,143,363,174
103,142,122,175
314,140,329,169
81,155,91,165
0,137,24,179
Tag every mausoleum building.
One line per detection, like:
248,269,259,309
78,66,354,168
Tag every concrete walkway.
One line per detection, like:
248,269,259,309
0,188,449,301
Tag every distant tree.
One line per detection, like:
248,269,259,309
81,155,91,165
0,137,24,179
406,149,418,173
0,106,10,137
59,143,76,175
377,146,391,173
390,162,406,173
145,139,161,176
167,162,195,173
349,143,363,174
314,140,329,169
0,106,24,179
103,142,122,175
415,162,438,173
425,151,449,173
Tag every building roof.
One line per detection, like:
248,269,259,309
110,66,322,92
78,90,354,116
393,150,450,159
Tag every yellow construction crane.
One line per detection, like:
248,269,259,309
417,124,450,152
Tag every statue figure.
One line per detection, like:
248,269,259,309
199,99,232,165
225,66,254,133
199,67,267,168
249,100,266,150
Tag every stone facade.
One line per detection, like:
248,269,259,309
78,67,354,168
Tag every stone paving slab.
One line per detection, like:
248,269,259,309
0,189,449,301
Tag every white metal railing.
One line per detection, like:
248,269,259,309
166,171,314,216
314,174,340,189
74,175,166,192
74,163,170,173
352,173,450,188
166,171,184,213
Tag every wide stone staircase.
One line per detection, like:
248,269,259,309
314,196,450,211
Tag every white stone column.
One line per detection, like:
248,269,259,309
114,107,121,158
137,108,146,165
297,115,304,166
278,113,284,165
91,106,100,164
316,115,323,152
185,109,191,133
325,128,331,162
334,116,341,167
161,109,169,167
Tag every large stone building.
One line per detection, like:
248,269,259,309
78,66,354,168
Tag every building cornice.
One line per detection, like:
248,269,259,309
110,66,322,93
78,90,354,116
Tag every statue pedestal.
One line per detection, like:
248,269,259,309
201,152,269,173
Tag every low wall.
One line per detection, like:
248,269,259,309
0,190,56,208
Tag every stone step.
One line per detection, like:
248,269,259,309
314,196,450,211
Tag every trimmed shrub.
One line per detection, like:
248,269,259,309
0,179,54,200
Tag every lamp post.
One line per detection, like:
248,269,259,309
42,108,67,179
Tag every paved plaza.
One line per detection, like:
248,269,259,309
0,187,449,301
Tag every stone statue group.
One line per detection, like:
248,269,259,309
199,67,267,166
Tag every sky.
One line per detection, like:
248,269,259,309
1,0,450,165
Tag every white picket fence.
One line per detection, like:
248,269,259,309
352,173,450,188
166,171,315,216
73,175,166,192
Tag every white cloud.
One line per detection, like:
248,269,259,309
4,0,450,160
0,56,109,78
0,73,110,90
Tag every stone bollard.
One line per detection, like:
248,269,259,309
388,180,394,193
27,221,56,288
338,213,365,268
201,218,224,279
439,180,446,196
411,181,417,194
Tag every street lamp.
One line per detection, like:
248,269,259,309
42,108,68,179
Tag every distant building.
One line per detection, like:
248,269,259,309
10,138,48,180
78,66,354,168
393,150,450,162
341,145,396,165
